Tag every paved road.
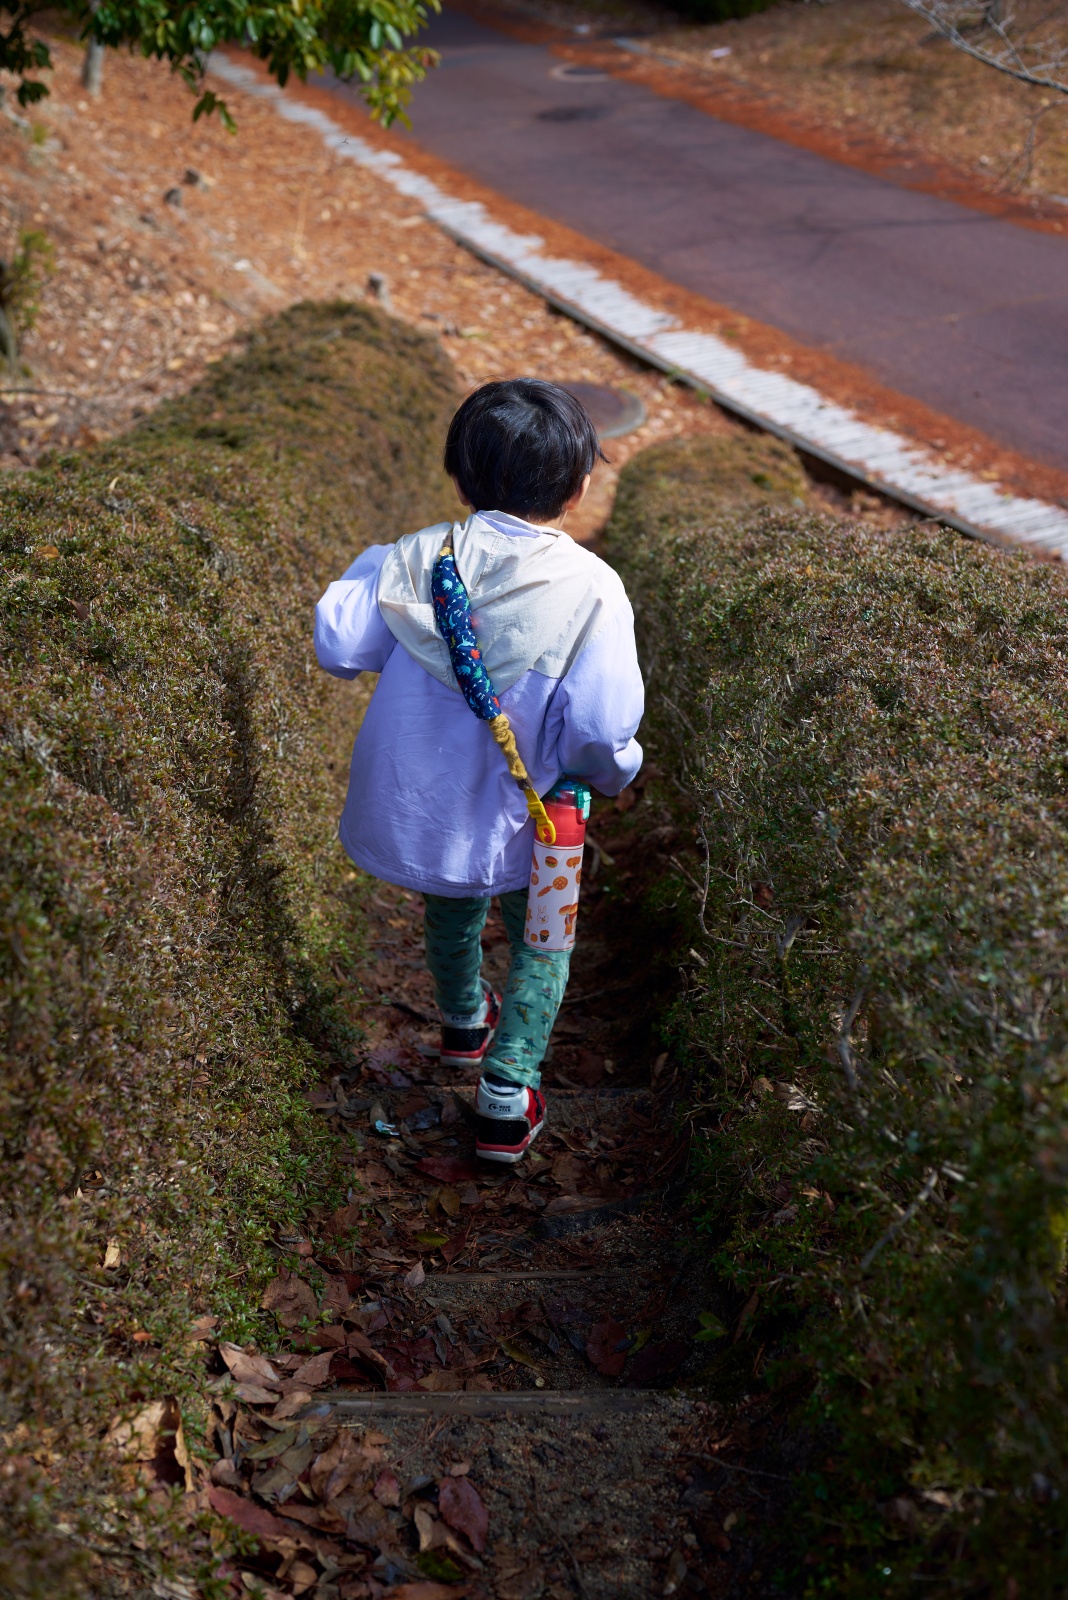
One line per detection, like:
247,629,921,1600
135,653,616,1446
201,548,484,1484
331,6,1068,472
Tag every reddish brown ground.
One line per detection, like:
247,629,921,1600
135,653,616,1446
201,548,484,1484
0,27,741,542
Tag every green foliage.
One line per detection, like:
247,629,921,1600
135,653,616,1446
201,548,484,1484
0,301,455,1591
0,226,54,365
0,0,439,128
606,437,1068,1596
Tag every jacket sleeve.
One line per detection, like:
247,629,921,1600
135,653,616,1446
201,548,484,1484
314,544,397,679
552,601,644,795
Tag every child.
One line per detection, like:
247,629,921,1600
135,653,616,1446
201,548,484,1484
314,379,644,1161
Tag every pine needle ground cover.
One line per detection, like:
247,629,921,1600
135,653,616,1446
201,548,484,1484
0,302,455,1594
605,438,1068,1596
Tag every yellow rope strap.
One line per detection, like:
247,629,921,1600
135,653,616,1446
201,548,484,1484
489,714,556,844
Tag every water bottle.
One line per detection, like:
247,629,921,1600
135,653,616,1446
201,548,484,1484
525,778,591,952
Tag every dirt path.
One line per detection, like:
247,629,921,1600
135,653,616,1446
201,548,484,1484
198,785,785,1599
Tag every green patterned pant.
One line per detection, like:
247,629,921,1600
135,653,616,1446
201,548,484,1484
423,891,571,1089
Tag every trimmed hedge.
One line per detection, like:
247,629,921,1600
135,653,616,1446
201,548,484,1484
0,302,455,1594
606,439,1068,1596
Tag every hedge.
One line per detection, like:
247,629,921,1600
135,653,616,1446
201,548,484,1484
0,302,455,1595
605,438,1068,1596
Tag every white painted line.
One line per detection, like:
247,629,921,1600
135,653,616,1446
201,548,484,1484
208,53,1068,556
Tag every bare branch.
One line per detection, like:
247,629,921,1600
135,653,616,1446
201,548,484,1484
898,0,1068,96
837,987,866,1091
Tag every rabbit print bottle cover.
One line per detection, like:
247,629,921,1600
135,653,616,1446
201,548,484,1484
525,779,591,952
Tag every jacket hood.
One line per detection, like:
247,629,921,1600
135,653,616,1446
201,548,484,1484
376,511,628,696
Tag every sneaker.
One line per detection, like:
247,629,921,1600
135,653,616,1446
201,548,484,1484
439,985,501,1069
475,1074,547,1163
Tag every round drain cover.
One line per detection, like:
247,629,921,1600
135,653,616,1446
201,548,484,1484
549,61,608,81
563,382,646,439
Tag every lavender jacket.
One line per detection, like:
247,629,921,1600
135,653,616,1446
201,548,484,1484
314,511,644,897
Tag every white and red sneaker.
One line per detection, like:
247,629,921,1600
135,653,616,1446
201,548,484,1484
439,984,501,1069
475,1074,547,1163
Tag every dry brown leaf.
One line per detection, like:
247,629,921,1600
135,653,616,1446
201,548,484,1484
219,1342,283,1390
102,1237,121,1270
106,1397,194,1490
438,1474,488,1553
439,1186,462,1217
271,1389,314,1420
261,1272,318,1330
373,1468,402,1506
587,1319,628,1378
290,1349,334,1389
417,1369,464,1392
321,1273,354,1314
550,1154,585,1194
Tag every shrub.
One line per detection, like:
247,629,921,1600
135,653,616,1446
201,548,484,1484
0,301,455,1593
606,438,1068,1596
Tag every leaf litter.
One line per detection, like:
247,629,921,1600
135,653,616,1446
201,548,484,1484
180,817,790,1593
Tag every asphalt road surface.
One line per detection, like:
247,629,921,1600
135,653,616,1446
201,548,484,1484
329,6,1068,472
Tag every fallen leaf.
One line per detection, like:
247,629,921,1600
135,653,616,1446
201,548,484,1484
496,1337,545,1385
374,1469,402,1506
321,1273,354,1314
219,1342,283,1390
417,1369,464,1392
261,1272,318,1330
187,1314,218,1342
271,1389,314,1420
102,1237,122,1270
438,1474,488,1553
286,1561,319,1596
235,1383,283,1405
347,1328,391,1373
448,1461,471,1476
208,1485,306,1546
587,1319,628,1378
464,1375,494,1392
695,1312,728,1342
664,1548,688,1595
414,1503,437,1552
106,1397,193,1489
550,1154,586,1194
439,1186,462,1217
291,1349,334,1389
417,1156,481,1185
415,1232,449,1248
404,1260,426,1291
440,1231,469,1266
628,1339,689,1384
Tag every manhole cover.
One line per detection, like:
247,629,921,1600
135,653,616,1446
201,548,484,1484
536,105,609,123
549,62,608,81
563,382,647,440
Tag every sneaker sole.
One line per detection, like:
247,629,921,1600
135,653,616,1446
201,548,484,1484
476,1117,545,1163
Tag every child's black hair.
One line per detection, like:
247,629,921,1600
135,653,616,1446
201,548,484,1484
444,379,606,521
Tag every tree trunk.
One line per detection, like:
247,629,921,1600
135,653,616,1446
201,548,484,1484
82,37,105,96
